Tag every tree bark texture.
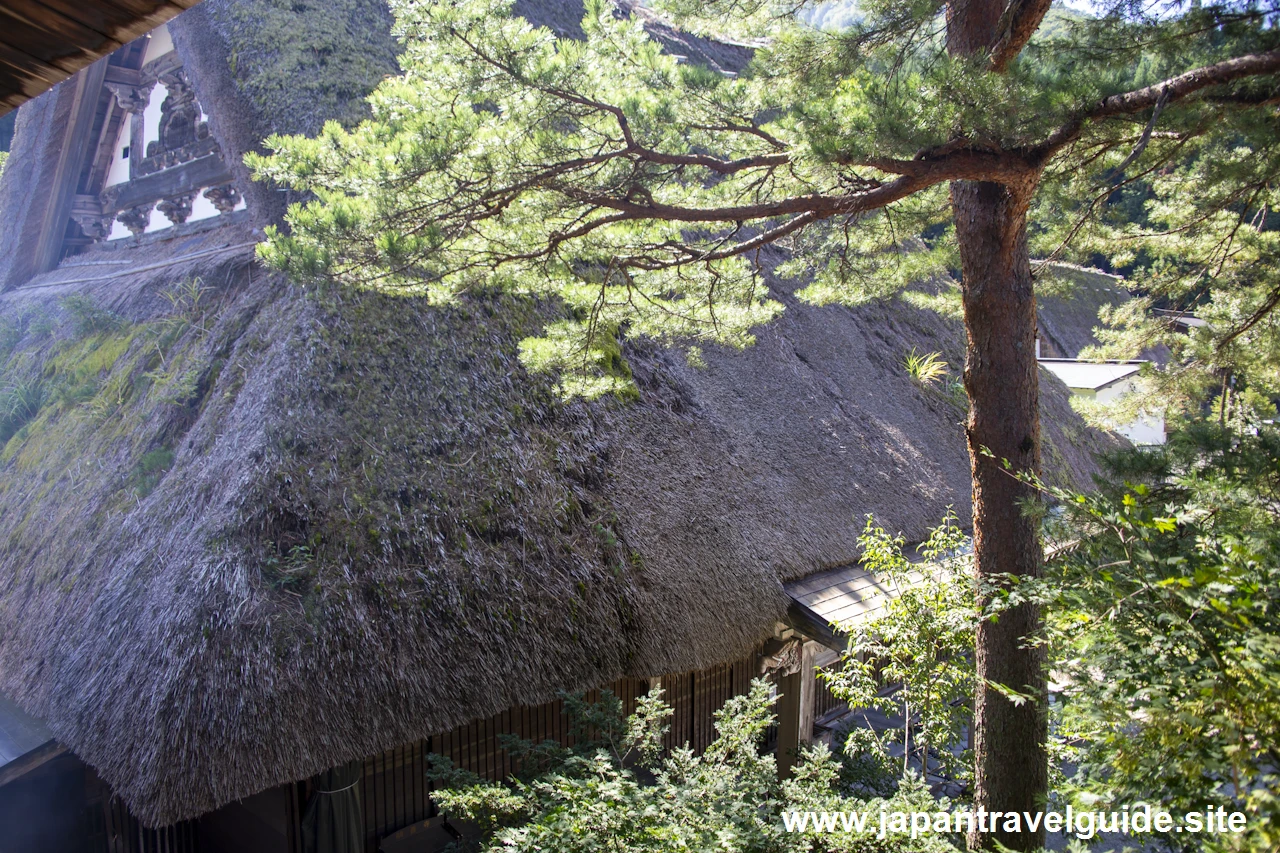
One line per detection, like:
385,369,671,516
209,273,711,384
945,0,1050,848
952,178,1048,851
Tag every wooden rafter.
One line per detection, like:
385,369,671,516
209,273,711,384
0,0,202,115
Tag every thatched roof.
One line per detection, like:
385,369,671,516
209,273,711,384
1036,263,1130,359
0,0,1119,827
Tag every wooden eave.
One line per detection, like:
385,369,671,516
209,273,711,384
0,0,202,115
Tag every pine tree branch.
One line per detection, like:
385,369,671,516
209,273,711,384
1036,47,1280,161
450,26,788,176
555,146,1033,228
1093,47,1280,118
1110,87,1170,179
1217,281,1280,351
858,149,1032,182
988,0,1054,74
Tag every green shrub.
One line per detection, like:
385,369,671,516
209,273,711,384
129,447,174,498
903,349,949,386
0,380,46,443
60,294,124,337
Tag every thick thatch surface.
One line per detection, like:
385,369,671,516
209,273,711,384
1036,264,1130,359
0,0,1120,827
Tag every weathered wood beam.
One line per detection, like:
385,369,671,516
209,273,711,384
0,740,66,788
783,596,846,652
101,152,232,213
103,64,141,86
31,58,109,277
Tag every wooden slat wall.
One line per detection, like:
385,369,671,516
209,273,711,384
660,648,761,754
357,652,763,851
96,795,201,853
812,668,848,722
78,650,776,853
360,738,440,847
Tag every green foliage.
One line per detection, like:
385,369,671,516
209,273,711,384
1012,424,1280,850
0,280,225,473
828,723,898,798
262,544,315,590
26,312,53,340
430,679,960,852
1024,11,1280,427
207,0,401,135
902,348,949,386
129,447,175,498
0,379,46,444
247,0,1280,408
60,294,124,337
824,512,975,787
0,318,22,363
248,0,969,396
815,442,1280,847
797,1,862,33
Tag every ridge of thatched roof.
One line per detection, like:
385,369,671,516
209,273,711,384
0,0,1120,827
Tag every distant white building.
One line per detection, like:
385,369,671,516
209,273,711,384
1038,358,1166,445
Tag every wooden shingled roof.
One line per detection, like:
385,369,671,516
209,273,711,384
0,0,200,114
786,564,925,631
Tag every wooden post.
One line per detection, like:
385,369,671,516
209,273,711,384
31,59,108,279
775,642,817,779
798,641,817,749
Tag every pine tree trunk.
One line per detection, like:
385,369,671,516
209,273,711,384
952,177,1047,851
945,0,1050,847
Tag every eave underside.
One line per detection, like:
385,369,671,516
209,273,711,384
0,0,201,115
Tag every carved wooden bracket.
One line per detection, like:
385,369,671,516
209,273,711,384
145,68,201,160
70,195,109,242
117,203,154,237
157,193,196,226
758,637,804,678
104,80,152,114
137,134,218,178
203,184,240,215
73,213,111,242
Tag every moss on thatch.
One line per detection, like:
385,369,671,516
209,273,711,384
0,234,1125,827
195,0,400,136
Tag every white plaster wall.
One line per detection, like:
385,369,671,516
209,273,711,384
143,25,174,65
182,188,249,224
1095,378,1135,405
104,122,131,187
188,191,221,223
106,209,146,241
1090,379,1166,445
1118,415,1166,446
